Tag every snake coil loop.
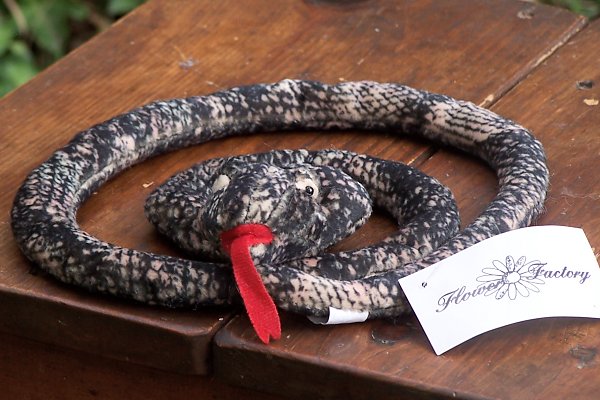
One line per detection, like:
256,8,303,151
11,80,549,329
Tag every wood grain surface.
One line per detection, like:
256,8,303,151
214,15,600,400
0,331,285,400
0,0,590,395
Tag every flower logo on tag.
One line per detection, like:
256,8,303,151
476,255,545,300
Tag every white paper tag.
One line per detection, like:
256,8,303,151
308,307,369,325
399,226,600,355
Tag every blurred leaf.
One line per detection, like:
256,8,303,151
0,15,17,55
0,40,39,96
8,39,34,60
106,0,145,16
66,1,91,21
19,0,70,58
541,0,600,18
17,0,89,59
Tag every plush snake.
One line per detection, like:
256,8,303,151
11,80,549,343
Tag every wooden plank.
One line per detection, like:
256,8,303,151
0,0,584,378
414,19,600,399
214,15,600,400
0,331,285,400
0,0,439,376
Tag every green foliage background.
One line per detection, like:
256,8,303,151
0,0,145,96
543,0,600,17
0,0,599,97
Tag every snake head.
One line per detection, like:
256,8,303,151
145,151,373,265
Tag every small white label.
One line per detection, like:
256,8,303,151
399,226,600,355
308,307,369,325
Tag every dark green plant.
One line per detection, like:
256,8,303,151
541,0,600,18
0,0,145,96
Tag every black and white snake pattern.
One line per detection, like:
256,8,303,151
11,80,549,321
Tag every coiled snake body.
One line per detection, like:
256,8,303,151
11,80,549,342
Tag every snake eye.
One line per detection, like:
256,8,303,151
212,174,230,192
295,178,319,199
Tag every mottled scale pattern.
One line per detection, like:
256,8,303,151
11,80,549,320
147,148,460,289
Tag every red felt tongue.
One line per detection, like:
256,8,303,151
220,224,281,344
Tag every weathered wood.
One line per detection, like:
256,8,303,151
0,0,432,374
0,332,285,400
214,16,600,400
0,0,585,385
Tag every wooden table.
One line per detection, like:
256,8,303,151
0,0,598,399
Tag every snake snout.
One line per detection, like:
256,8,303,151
211,178,291,231
210,165,329,265
200,163,301,261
